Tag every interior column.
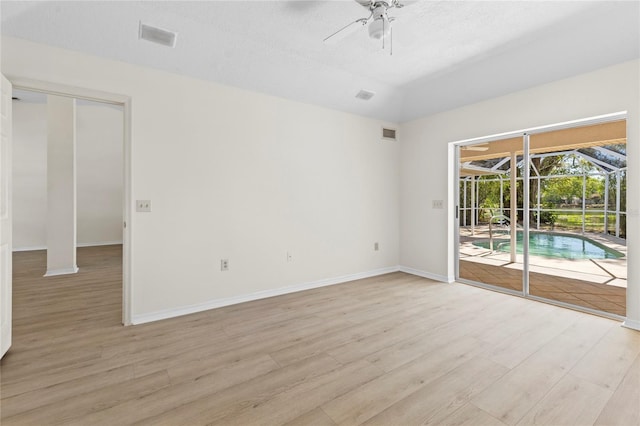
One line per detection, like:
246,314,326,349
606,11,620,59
44,95,78,276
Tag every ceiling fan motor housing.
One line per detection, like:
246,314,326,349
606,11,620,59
368,5,391,40
323,0,402,44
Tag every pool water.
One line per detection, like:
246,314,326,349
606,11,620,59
473,232,624,260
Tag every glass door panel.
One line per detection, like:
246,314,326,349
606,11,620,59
457,140,524,294
527,121,627,317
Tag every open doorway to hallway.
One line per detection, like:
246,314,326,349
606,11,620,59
11,89,124,327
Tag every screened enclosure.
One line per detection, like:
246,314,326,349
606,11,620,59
459,144,627,238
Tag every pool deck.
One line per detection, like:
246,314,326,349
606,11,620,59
459,227,627,316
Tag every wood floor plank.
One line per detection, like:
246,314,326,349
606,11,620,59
484,317,574,369
1,349,128,398
570,325,640,390
65,352,295,425
321,335,488,425
362,356,508,426
473,299,571,349
130,315,349,380
0,364,135,418
269,304,430,366
515,374,613,426
283,408,337,426
208,359,383,426
594,352,640,425
2,370,171,425
130,354,344,426
363,298,507,373
471,315,614,425
438,403,508,426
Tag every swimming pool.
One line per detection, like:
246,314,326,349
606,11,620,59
473,231,624,260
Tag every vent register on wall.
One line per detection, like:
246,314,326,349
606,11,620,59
139,22,177,48
382,127,397,141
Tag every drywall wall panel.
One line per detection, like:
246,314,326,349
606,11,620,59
12,101,46,249
398,59,639,325
2,37,400,319
76,102,123,246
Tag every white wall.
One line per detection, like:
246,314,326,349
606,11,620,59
398,59,640,327
12,98,123,250
12,101,46,249
2,37,400,322
76,102,123,246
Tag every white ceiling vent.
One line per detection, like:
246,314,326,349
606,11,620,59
139,22,177,48
355,89,376,101
382,127,397,141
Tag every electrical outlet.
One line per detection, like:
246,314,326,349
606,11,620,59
221,259,229,271
287,251,293,262
432,200,444,209
374,242,379,251
136,200,152,212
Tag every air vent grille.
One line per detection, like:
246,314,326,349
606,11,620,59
139,22,178,48
382,127,397,141
355,89,376,101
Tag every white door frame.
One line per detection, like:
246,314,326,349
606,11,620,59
1,74,14,357
10,77,133,325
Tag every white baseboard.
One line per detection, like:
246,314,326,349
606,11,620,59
132,266,400,325
398,265,451,283
77,241,123,247
44,266,79,277
13,245,46,252
14,241,123,252
622,318,640,331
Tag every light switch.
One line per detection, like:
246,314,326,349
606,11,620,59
136,200,152,212
432,200,444,209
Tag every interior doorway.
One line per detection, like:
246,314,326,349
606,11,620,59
455,113,628,319
9,79,131,326
12,90,124,251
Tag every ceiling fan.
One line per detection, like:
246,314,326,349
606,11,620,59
323,0,406,53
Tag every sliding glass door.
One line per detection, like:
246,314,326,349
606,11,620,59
456,117,627,318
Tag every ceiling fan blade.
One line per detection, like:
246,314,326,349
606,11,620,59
323,18,368,44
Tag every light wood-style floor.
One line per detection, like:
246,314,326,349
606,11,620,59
2,246,639,425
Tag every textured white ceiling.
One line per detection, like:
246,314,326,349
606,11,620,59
2,1,639,122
